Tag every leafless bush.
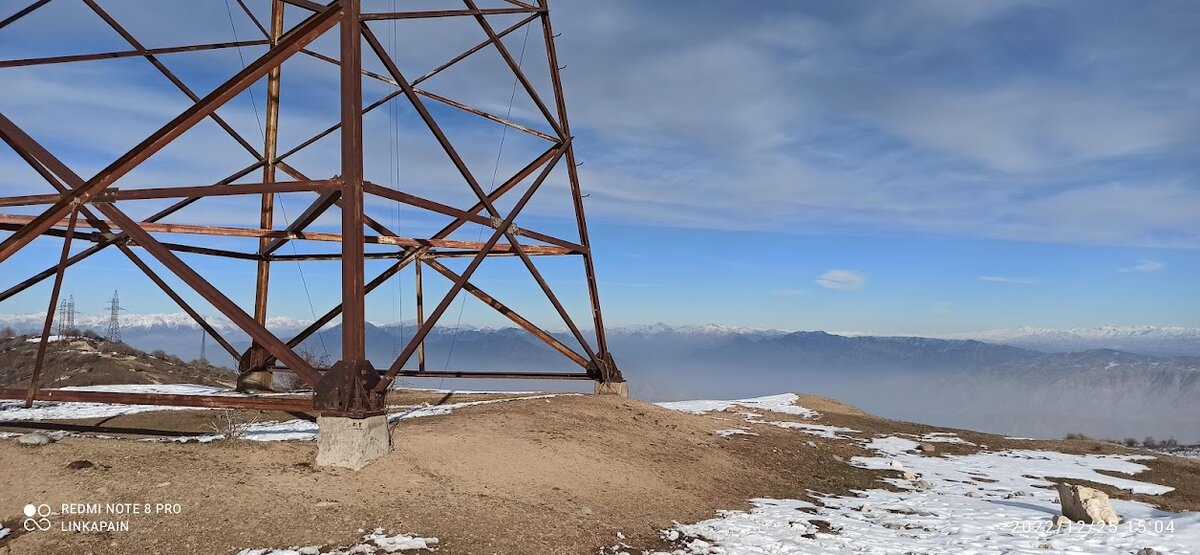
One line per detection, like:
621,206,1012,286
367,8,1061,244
273,348,331,392
207,409,263,441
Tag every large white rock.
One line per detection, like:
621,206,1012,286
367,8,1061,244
16,432,52,446
1056,483,1120,525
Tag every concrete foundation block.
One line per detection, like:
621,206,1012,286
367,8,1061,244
594,381,629,397
315,414,391,470
236,370,273,392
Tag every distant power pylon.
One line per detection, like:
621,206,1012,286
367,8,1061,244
55,294,76,338
106,290,122,343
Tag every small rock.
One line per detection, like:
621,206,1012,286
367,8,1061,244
832,454,844,462
889,460,904,469
581,506,594,516
919,443,936,453
155,481,171,488
314,501,339,508
806,441,817,448
96,486,108,494
858,504,870,513
915,480,933,491
883,522,905,530
16,432,52,446
67,459,95,470
1056,483,1120,525
1136,548,1161,555
966,491,982,498
901,472,918,481
1052,515,1072,529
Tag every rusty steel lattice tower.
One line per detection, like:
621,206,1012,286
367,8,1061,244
0,0,625,417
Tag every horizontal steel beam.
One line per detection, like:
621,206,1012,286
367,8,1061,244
270,368,592,381
0,389,315,412
361,7,544,20
0,180,340,207
0,40,271,68
0,213,577,254
390,370,591,380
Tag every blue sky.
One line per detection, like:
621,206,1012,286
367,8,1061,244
0,0,1197,335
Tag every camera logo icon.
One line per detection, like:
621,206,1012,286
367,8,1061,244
23,503,52,532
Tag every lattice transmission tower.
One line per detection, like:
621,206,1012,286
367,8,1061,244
106,290,121,344
0,0,627,415
54,294,76,338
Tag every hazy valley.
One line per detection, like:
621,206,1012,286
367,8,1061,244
3,313,1196,443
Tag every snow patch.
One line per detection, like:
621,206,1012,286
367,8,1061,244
917,432,976,446
651,436,1194,554
853,446,1173,496
237,528,437,554
714,428,758,438
24,335,66,343
656,393,818,418
864,436,920,456
2,391,568,443
747,417,858,439
0,524,10,540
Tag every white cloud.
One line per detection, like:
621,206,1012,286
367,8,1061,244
979,276,1039,285
818,270,866,291
1119,260,1165,273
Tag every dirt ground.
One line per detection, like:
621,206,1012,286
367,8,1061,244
0,392,1196,554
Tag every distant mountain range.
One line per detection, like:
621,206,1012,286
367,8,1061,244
940,325,1200,357
1,313,1197,442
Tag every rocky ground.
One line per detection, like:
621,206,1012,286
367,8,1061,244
0,390,1196,554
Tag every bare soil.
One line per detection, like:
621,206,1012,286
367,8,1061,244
0,392,1196,554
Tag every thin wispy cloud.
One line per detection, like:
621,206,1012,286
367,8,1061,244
818,270,866,291
1119,260,1165,273
2,2,1198,247
978,276,1039,285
